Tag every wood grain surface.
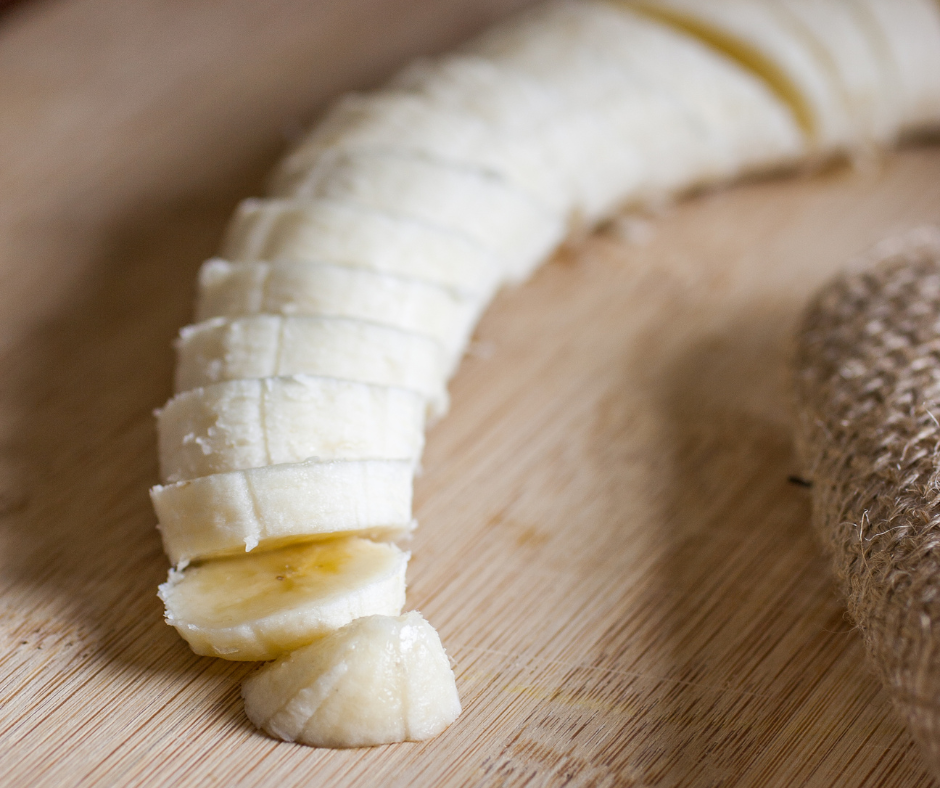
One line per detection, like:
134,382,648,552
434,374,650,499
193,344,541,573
1,1,940,786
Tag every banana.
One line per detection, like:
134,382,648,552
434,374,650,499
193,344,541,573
268,150,565,283
160,537,409,661
157,375,426,484
174,314,449,418
194,258,482,371
152,458,415,567
242,612,461,747
221,198,504,297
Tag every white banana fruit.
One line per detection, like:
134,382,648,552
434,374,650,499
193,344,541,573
194,258,482,371
242,612,461,747
147,0,940,751
221,198,504,298
157,375,426,483
152,458,414,567
174,314,449,418
160,537,408,661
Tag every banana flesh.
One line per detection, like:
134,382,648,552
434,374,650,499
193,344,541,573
268,150,566,283
222,198,504,297
242,612,461,747
160,538,409,661
157,375,426,483
152,458,415,567
147,0,940,750
174,314,450,418
194,258,482,370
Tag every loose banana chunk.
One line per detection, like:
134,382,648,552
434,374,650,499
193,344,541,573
157,375,426,483
194,259,482,371
160,538,408,661
174,315,449,418
270,150,565,283
242,612,461,747
221,198,503,298
631,0,857,152
152,458,414,567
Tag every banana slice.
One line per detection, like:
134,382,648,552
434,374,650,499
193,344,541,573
160,538,409,661
630,0,856,151
269,91,569,217
242,612,461,747
773,0,898,144
467,1,803,215
174,315,449,418
270,150,565,283
194,259,482,372
157,375,426,484
221,198,503,298
152,458,414,567
858,0,940,134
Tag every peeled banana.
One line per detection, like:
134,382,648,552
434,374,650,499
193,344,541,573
149,0,940,751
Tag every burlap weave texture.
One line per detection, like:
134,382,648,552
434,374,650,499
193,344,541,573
795,228,940,778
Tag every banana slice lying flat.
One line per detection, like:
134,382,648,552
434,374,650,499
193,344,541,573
152,458,414,567
174,315,449,418
242,612,461,747
157,375,426,483
194,259,482,371
160,538,408,661
222,198,503,298
270,150,565,283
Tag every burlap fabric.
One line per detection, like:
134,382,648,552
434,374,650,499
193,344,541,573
794,228,940,778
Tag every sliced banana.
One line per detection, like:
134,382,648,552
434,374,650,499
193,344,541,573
269,150,565,283
242,612,461,747
194,258,482,371
160,538,408,662
157,375,426,483
152,458,414,567
221,198,503,298
174,315,449,418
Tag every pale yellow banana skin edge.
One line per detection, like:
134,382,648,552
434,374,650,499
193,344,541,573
150,0,940,749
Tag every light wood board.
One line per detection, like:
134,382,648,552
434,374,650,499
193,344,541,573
1,1,940,785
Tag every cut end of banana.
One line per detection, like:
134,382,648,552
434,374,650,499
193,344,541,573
160,537,408,662
242,611,461,748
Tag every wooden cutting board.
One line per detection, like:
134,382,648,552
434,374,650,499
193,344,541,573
2,1,940,785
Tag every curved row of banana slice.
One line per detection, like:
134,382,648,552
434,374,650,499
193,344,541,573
151,0,940,748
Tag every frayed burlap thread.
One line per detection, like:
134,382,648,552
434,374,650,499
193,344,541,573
794,228,940,778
